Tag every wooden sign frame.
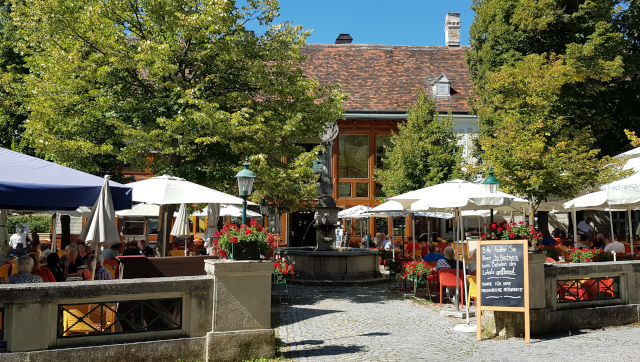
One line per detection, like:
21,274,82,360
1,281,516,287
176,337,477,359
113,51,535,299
476,239,530,343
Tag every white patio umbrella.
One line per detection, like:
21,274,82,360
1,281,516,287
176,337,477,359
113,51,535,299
128,174,254,256
390,179,514,316
116,203,162,217
338,205,371,218
128,174,248,205
563,189,640,252
192,204,263,219
0,209,8,255
78,176,121,249
203,203,220,255
270,206,282,234
170,203,192,256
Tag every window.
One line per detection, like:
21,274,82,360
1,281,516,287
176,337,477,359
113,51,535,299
433,74,451,96
338,183,352,197
355,183,369,198
376,135,392,169
339,135,369,178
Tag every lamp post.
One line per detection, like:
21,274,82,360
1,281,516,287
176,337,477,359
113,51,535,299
235,157,256,226
260,199,269,228
482,167,500,225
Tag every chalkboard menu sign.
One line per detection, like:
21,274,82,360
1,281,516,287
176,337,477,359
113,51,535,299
479,243,525,307
476,239,530,343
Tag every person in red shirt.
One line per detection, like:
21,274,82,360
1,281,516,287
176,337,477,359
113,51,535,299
29,253,56,282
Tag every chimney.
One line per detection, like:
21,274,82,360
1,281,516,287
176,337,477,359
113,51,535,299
444,13,461,47
335,34,353,44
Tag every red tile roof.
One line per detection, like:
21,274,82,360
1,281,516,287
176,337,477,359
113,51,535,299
301,44,472,113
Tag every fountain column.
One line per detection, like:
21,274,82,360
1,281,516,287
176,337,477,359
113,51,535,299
315,123,341,251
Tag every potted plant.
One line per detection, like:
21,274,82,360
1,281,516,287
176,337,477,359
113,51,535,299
482,220,542,249
214,220,277,260
402,260,435,283
272,260,295,284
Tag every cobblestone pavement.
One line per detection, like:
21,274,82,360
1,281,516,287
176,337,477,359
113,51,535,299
272,281,640,361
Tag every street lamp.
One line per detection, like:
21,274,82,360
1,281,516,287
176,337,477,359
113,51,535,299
260,199,269,228
482,167,500,224
235,157,256,226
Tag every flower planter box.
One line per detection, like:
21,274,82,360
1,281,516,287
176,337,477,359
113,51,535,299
232,241,261,260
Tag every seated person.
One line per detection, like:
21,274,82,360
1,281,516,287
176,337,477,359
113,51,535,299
138,239,155,257
375,232,387,248
540,230,556,246
592,234,605,249
61,248,84,278
37,243,52,261
604,238,625,253
405,240,420,255
30,253,56,282
381,238,392,251
420,240,429,258
435,246,464,273
467,249,477,275
26,232,40,254
7,256,43,284
123,240,142,256
8,243,28,258
101,243,120,260
77,242,92,263
87,255,113,281
45,253,66,282
423,243,446,262
577,217,595,242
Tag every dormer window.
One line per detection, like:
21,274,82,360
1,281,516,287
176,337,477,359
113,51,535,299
433,74,451,96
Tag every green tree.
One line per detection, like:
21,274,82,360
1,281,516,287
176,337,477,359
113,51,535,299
467,0,637,157
0,0,29,151
13,0,345,193
375,88,462,196
467,0,633,223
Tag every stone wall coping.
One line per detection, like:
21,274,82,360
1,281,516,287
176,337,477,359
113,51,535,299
0,275,212,303
204,259,274,275
544,260,640,278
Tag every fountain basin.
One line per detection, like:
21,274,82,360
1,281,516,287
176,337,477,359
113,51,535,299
275,247,382,283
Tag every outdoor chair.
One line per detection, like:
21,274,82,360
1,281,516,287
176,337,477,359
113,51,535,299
438,269,465,307
467,275,478,306
0,264,10,283
103,260,118,278
170,250,185,257
57,250,67,258
10,259,17,275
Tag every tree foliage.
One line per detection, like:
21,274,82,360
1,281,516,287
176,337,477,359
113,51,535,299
13,0,346,198
0,0,29,151
375,88,462,196
468,0,640,158
467,0,633,217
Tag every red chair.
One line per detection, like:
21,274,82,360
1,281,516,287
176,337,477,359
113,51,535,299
438,269,465,307
599,278,615,298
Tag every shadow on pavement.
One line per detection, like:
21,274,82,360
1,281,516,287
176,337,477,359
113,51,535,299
281,344,365,358
275,306,341,327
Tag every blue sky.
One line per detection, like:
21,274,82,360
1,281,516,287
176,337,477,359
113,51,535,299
258,0,475,46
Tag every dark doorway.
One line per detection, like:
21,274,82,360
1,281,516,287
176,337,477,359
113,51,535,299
289,212,316,247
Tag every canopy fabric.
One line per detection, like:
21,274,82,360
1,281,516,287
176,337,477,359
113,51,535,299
128,174,250,205
0,209,8,255
115,203,178,218
0,147,132,210
170,204,192,238
563,189,640,210
614,146,640,159
601,157,640,191
192,204,262,219
337,205,371,218
392,179,511,211
366,201,410,216
78,176,121,247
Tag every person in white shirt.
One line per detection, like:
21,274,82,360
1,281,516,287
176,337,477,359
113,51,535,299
577,217,595,241
9,226,23,249
604,238,625,253
382,238,391,251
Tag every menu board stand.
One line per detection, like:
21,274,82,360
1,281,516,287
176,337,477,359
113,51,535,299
476,239,530,343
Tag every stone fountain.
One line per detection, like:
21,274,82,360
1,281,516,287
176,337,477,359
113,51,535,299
276,123,382,283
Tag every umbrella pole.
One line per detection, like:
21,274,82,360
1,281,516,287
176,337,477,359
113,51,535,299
629,209,634,254
572,210,578,247
609,208,615,242
455,208,460,311
412,213,416,260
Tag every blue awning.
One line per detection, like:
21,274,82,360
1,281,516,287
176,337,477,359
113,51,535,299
0,147,132,210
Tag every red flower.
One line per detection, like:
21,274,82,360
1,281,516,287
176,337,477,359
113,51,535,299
519,221,524,225
231,236,238,244
509,232,516,239
214,231,220,238
250,219,258,226
498,227,503,232
245,228,253,235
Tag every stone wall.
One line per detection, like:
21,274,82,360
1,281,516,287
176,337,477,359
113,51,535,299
486,258,640,337
0,259,275,362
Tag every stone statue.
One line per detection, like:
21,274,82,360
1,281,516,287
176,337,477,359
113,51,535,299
314,123,340,250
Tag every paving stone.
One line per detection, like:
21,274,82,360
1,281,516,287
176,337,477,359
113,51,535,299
273,282,640,361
